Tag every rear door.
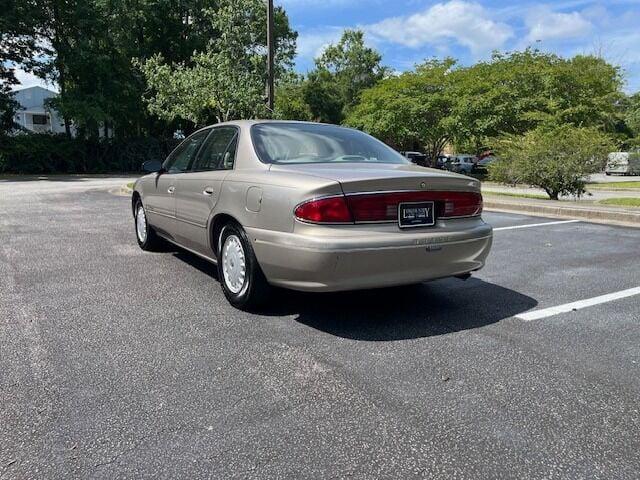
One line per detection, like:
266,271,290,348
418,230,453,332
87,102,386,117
174,126,239,255
144,129,210,239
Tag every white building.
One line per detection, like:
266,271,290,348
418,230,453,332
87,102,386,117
12,86,67,134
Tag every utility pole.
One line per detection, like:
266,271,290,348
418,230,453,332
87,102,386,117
266,0,275,113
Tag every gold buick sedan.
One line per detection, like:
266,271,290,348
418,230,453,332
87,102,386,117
132,121,493,309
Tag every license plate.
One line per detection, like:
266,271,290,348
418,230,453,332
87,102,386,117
398,201,435,228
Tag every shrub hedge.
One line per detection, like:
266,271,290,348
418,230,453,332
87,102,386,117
0,133,180,174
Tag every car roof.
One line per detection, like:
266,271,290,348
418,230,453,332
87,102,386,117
209,119,347,129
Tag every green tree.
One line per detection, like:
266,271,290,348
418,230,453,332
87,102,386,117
302,69,344,124
626,93,640,138
489,125,613,199
0,0,42,133
346,59,456,164
34,0,212,137
449,50,624,152
274,75,312,121
315,29,387,110
276,29,388,123
138,0,297,125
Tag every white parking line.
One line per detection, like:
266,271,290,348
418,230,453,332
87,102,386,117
494,220,580,231
516,287,640,321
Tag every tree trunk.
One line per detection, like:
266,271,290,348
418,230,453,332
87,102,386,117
544,188,559,200
52,1,71,138
427,137,448,168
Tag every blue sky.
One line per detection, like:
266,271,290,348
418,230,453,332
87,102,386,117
282,0,640,92
12,0,640,93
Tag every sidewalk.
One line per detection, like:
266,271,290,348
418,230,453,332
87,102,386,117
483,193,640,227
482,182,640,200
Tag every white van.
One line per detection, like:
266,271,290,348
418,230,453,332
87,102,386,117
605,152,640,175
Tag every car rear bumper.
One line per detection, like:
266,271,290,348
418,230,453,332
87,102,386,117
247,219,493,292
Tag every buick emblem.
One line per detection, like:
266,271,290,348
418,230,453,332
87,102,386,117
420,182,426,189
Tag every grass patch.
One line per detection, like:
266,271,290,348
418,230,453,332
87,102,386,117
587,181,640,190
483,190,549,200
598,197,640,208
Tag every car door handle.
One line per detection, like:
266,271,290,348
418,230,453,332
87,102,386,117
167,186,175,194
203,187,214,196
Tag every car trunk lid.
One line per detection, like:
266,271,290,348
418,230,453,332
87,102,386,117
269,162,480,193
274,163,483,222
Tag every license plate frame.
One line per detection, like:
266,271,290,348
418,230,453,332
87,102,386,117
398,201,435,229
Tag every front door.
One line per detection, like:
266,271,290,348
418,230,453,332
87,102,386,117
144,173,178,238
174,126,239,255
144,129,210,239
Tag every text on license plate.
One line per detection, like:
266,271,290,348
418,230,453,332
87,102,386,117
398,201,435,228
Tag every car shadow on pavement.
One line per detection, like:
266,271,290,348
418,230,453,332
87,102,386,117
171,251,538,341
266,278,538,341
172,251,219,279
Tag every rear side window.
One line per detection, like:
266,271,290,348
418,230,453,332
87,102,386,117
164,129,210,173
192,127,238,171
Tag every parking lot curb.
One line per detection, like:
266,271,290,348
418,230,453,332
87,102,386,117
484,197,640,228
107,184,132,197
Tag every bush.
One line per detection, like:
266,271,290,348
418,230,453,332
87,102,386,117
0,133,179,174
489,125,613,199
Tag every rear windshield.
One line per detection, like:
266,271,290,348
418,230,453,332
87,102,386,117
251,123,409,165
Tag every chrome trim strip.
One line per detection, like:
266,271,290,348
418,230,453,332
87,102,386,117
353,220,397,224
149,210,175,220
175,216,207,228
344,188,479,196
294,218,354,226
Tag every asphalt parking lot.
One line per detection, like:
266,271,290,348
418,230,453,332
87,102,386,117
1,177,639,479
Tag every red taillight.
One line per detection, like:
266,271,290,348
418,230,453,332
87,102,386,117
346,191,482,222
294,191,482,224
294,196,354,224
439,191,483,218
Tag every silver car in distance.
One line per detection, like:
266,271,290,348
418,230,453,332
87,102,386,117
132,121,493,309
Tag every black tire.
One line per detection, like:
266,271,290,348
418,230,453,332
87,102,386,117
217,222,270,310
134,198,164,251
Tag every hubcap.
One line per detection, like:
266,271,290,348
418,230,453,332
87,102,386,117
222,234,246,294
136,205,147,242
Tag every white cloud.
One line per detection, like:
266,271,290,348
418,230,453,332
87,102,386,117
589,30,640,92
365,1,513,56
525,8,592,43
296,27,344,59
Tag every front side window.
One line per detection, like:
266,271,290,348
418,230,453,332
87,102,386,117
191,127,238,172
251,123,409,165
164,129,210,173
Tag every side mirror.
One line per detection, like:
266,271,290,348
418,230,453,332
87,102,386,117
141,160,163,173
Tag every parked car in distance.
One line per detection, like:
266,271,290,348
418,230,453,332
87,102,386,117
447,154,477,173
472,156,496,174
605,152,640,175
401,151,428,167
132,121,492,309
436,154,451,170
